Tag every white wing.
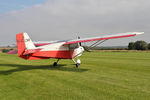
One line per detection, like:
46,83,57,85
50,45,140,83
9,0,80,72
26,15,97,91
63,32,144,45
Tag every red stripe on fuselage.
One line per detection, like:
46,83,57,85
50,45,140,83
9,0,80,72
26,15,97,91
30,50,75,59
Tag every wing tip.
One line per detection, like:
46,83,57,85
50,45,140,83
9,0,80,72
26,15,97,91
135,32,144,35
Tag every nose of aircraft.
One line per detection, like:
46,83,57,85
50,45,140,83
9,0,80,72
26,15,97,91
80,46,84,52
75,46,84,57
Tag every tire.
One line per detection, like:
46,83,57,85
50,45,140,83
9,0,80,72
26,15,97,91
76,63,80,68
53,62,57,66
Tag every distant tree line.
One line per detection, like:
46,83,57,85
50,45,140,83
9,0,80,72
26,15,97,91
1,49,13,53
84,40,150,51
128,40,150,50
83,46,128,50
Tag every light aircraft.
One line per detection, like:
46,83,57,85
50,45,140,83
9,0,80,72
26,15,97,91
16,32,144,67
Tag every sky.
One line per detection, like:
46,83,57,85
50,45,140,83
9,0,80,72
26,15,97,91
0,0,44,15
0,0,149,46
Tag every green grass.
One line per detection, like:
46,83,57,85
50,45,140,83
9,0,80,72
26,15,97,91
0,51,150,100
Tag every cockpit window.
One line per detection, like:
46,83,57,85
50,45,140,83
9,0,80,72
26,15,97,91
68,43,79,49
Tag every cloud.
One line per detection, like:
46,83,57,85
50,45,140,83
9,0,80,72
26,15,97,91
0,0,149,46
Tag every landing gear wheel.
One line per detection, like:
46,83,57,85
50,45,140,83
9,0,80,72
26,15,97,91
53,62,57,66
76,63,80,68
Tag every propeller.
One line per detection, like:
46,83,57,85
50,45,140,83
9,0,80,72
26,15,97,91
78,36,90,52
78,36,81,46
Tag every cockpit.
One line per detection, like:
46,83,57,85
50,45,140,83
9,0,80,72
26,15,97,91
68,43,79,49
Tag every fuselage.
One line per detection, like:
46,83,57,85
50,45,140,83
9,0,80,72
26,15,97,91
27,42,84,60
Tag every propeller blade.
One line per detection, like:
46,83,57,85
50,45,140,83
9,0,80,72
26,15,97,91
78,36,81,46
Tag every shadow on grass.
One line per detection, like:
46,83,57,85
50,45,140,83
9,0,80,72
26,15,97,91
0,64,89,75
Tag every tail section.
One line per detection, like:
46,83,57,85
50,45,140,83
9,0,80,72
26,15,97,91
16,32,37,59
16,33,26,56
23,32,36,50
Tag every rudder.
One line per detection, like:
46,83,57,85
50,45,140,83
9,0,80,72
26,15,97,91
16,33,26,56
16,32,36,59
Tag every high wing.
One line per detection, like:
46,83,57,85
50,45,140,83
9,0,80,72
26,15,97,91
63,32,144,45
31,32,144,46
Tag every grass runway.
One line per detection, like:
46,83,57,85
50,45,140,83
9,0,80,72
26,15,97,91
0,51,150,100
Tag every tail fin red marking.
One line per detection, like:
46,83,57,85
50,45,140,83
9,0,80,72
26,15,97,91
16,33,43,60
16,33,28,59
16,33,25,56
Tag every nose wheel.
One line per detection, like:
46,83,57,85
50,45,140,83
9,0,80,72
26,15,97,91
76,63,80,68
72,59,81,68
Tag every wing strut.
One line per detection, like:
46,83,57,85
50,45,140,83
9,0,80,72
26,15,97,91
85,39,108,51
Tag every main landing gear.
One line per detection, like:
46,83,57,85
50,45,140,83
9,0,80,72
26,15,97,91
53,59,60,66
52,58,81,68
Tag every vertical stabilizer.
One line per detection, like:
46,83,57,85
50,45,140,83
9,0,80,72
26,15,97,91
16,33,26,56
23,32,36,49
16,32,36,59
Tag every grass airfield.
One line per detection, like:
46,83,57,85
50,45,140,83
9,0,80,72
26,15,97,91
0,51,150,100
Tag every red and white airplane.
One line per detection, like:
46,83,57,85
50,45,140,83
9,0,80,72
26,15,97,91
16,32,144,67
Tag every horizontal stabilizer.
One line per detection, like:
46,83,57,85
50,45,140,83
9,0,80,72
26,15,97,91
23,49,41,55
